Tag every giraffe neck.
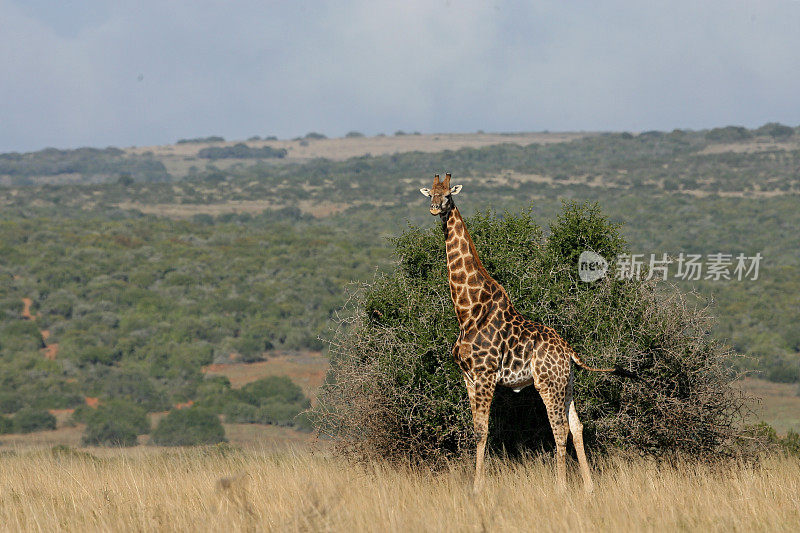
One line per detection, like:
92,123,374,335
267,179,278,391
440,206,499,327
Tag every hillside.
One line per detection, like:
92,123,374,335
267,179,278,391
1,125,799,445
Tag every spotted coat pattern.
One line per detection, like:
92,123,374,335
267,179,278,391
421,173,619,493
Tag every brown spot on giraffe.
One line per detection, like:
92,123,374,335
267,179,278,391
420,172,637,494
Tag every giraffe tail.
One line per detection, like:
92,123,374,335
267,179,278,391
570,351,640,380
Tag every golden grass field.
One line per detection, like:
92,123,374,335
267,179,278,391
1,355,798,531
1,445,799,532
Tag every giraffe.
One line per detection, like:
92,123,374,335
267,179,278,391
419,173,636,493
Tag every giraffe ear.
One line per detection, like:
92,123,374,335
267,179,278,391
419,188,431,197
449,184,463,195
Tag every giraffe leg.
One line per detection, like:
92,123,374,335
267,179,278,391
539,385,570,490
567,397,594,493
467,375,495,494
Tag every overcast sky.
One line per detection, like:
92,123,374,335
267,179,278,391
2,1,799,152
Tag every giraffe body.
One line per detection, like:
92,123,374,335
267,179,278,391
420,173,632,493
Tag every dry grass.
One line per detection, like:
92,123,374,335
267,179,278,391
0,446,798,532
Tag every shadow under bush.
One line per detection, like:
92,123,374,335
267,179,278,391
312,202,748,465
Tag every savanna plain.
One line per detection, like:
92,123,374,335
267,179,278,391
2,446,800,532
2,127,800,531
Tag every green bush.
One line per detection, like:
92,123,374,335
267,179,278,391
1,320,44,352
177,136,224,144
755,122,794,140
239,376,308,406
222,401,259,423
0,415,12,434
197,144,287,160
314,202,746,464
705,126,753,142
13,408,57,433
81,400,150,447
0,393,24,414
219,377,310,426
205,375,312,426
151,408,226,446
230,332,272,362
194,376,233,412
82,418,137,446
762,354,800,383
256,400,304,426
743,422,800,456
99,369,171,411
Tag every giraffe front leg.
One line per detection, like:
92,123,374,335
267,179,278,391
467,375,496,494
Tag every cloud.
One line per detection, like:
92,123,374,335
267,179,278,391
1,0,799,151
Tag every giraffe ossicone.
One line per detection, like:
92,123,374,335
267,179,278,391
420,172,637,494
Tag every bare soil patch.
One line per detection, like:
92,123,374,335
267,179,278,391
20,298,34,320
203,351,328,401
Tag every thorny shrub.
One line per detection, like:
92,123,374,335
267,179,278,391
313,202,749,466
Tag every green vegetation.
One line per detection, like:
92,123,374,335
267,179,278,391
0,416,13,434
151,407,226,446
176,136,225,144
222,377,310,427
756,122,795,140
745,422,800,455
0,147,169,186
13,408,57,433
0,124,797,439
315,203,743,462
705,126,753,142
0,208,387,415
197,143,287,160
80,400,150,446
194,375,311,429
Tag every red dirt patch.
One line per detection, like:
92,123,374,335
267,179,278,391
42,343,59,360
174,400,194,409
21,298,55,360
84,397,100,408
21,297,34,320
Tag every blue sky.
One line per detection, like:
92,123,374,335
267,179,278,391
2,1,799,152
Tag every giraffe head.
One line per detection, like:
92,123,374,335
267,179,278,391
419,173,463,215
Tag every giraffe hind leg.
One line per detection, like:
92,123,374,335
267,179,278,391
538,384,570,490
567,397,594,493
